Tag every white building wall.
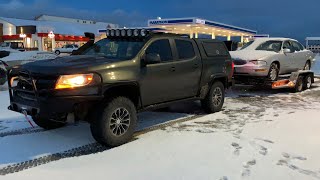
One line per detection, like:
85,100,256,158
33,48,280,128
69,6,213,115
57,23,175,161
0,19,16,35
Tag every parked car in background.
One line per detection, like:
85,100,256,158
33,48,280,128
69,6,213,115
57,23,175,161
0,61,7,85
0,42,25,52
54,44,79,55
230,38,315,81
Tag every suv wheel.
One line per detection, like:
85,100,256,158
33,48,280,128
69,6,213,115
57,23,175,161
201,81,225,113
90,97,137,147
268,63,279,81
32,116,67,130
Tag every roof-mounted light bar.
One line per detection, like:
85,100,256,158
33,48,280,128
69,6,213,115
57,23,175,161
106,28,153,38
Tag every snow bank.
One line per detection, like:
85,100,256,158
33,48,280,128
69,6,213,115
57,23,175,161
1,51,57,62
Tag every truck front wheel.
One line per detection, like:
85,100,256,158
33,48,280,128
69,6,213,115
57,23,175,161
201,81,225,113
90,97,137,147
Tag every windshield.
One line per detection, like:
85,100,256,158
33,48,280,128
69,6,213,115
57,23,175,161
82,38,145,60
256,40,282,52
240,41,254,50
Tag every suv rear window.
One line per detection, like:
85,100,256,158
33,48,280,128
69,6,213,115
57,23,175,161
202,42,228,56
175,40,195,59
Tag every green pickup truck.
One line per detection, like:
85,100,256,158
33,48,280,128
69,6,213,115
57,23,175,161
8,29,234,147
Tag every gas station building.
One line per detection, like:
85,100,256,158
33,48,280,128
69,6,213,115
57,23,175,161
147,17,257,43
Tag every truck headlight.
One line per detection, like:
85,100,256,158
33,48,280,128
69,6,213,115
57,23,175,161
55,74,94,89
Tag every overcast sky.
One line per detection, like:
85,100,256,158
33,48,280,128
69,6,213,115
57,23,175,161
0,0,319,42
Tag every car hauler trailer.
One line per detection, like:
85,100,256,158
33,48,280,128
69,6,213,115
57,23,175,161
271,71,314,92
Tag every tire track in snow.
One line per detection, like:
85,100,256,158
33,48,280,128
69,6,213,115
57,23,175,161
0,114,204,175
0,127,45,138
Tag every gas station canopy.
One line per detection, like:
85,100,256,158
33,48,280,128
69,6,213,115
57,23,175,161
148,17,257,42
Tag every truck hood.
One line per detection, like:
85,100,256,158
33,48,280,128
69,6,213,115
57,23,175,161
230,50,277,61
22,55,119,75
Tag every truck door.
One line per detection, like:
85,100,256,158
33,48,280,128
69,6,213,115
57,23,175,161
140,38,181,106
171,38,202,98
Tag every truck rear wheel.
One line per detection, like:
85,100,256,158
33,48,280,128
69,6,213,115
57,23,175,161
90,97,137,147
32,116,67,130
201,81,225,113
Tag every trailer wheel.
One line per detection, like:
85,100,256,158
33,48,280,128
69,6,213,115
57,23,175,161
304,75,313,89
293,76,304,92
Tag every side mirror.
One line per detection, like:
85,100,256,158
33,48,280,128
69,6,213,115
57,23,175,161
283,48,292,54
145,53,161,64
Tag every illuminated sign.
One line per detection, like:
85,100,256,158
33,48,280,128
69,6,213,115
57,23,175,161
195,19,205,24
48,31,55,38
19,34,26,38
149,20,169,25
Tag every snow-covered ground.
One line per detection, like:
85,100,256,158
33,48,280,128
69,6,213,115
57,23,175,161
0,79,320,179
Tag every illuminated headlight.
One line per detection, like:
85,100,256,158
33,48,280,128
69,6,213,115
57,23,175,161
133,29,140,36
55,74,94,89
110,29,115,36
121,29,126,36
249,60,267,66
106,29,111,36
140,29,147,36
127,29,133,36
115,29,120,36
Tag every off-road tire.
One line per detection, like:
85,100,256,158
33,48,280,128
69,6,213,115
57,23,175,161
32,116,67,130
90,97,137,147
201,81,225,113
268,63,279,81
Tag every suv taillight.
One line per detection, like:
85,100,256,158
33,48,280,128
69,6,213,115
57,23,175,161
230,61,235,78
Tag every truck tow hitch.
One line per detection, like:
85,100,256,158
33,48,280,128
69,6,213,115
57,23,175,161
22,109,35,128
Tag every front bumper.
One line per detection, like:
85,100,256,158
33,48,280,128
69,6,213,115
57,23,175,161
234,64,269,77
8,70,103,119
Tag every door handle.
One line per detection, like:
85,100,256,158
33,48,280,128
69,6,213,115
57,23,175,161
170,67,176,72
193,63,199,68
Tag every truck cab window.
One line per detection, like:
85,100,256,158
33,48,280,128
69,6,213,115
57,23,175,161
146,39,173,62
175,39,195,59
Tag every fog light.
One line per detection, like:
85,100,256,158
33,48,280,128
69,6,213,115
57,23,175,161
121,29,126,36
133,29,139,36
106,29,111,36
115,29,120,36
110,29,115,36
140,29,147,36
127,29,133,36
